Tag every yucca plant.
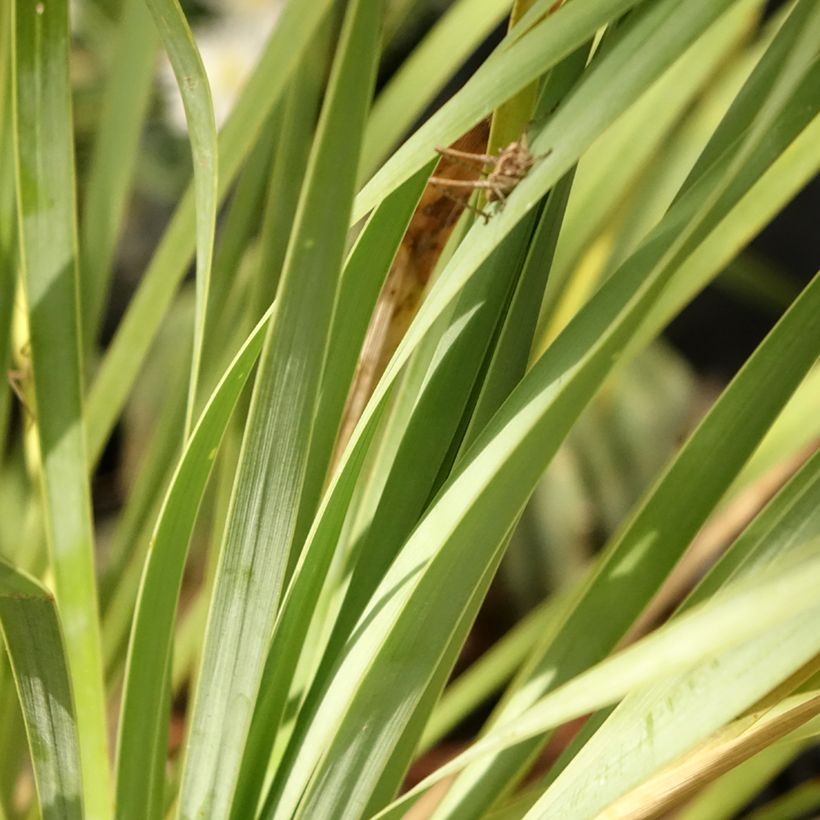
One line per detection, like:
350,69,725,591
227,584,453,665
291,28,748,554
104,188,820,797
1,0,819,817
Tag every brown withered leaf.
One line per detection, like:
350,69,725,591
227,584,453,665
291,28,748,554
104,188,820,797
333,119,491,464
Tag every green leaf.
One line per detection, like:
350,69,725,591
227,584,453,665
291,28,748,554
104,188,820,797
420,585,572,753
265,17,344,561
12,0,110,813
679,740,806,820
538,0,761,336
0,560,82,820
0,1,15,447
142,0,217,437
198,111,277,404
438,44,820,815
522,424,820,815
84,0,335,466
261,209,542,817
526,545,820,814
378,544,820,818
354,0,647,221
231,158,435,820
264,6,819,807
262,13,755,757
115,306,270,820
177,1,381,816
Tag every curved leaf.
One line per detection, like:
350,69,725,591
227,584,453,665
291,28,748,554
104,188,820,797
12,0,110,812
141,0,217,435
0,561,82,820
176,1,381,816
85,0,335,465
115,307,270,820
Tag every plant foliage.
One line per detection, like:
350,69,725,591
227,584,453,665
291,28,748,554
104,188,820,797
1,0,818,817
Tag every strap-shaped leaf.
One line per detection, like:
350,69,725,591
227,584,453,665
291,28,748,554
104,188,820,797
79,0,158,352
362,0,512,170
85,0,335,465
0,561,82,820
231,160,435,820
115,307,270,820
141,0,217,435
257,16,753,802
433,7,820,809
378,543,820,818
354,0,647,220
176,1,381,816
12,0,110,813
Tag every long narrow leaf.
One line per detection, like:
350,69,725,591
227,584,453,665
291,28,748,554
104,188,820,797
115,307,270,820
378,545,820,818
232,160,435,820
254,15,753,798
177,2,381,816
142,0,217,436
0,561,82,820
85,0,334,465
436,10,820,810
362,0,512,170
354,0,646,221
268,14,819,809
12,0,110,813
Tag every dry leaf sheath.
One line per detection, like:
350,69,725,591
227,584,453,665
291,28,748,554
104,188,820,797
332,121,492,464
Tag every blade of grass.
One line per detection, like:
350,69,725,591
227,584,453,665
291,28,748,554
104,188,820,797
527,587,820,813
678,741,807,820
0,0,15,450
734,368,820,494
114,305,270,820
198,110,277,405
176,1,381,816
12,0,110,814
254,18,338,561
352,139,579,796
525,436,820,814
142,0,217,438
600,692,820,818
261,211,541,815
398,80,589,772
420,584,573,753
454,34,590,453
249,15,332,329
79,0,158,354
485,0,541,155
84,0,335,466
230,157,436,820
438,120,815,820
0,560,83,820
100,355,190,686
595,9,781,283
538,0,761,338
